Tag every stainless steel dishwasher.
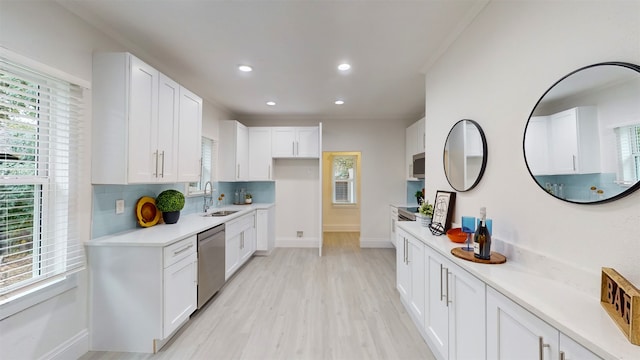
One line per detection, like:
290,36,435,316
197,223,225,309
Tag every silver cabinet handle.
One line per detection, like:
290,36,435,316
160,151,165,177
440,264,445,301
539,337,550,360
404,238,408,264
237,164,240,179
446,270,452,306
572,155,576,171
268,164,271,179
174,243,193,255
292,142,295,155
559,351,565,360
154,151,159,177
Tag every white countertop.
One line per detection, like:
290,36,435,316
87,203,274,247
396,221,640,360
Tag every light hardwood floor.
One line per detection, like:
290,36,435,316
80,233,435,360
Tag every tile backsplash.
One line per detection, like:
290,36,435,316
92,181,275,239
406,180,424,206
533,172,622,201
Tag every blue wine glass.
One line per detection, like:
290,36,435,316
461,216,475,251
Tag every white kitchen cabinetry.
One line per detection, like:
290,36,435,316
177,87,203,182
249,127,274,180
560,333,601,360
92,52,202,184
487,286,559,360
424,247,486,360
88,236,197,353
406,117,426,179
219,120,249,181
396,227,425,329
225,212,256,280
389,206,398,248
525,107,599,176
271,127,319,158
255,206,275,255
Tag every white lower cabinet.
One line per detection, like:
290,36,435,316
255,206,275,254
425,246,486,360
560,333,601,360
396,228,425,328
88,236,197,353
487,286,559,360
163,251,197,338
225,212,256,280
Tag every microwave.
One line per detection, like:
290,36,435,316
412,152,425,179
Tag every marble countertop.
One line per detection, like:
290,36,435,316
87,203,274,247
396,221,640,360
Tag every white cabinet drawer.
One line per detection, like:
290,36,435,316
163,236,196,268
226,212,255,239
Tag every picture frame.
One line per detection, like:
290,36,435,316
430,190,456,234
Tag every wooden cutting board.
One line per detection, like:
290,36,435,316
451,247,506,264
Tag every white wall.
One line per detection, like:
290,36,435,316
0,2,229,359
424,1,640,288
242,117,408,247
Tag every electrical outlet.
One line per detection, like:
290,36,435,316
116,199,125,214
296,231,303,238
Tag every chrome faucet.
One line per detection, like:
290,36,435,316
203,181,213,212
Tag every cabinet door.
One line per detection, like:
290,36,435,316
550,109,579,174
396,229,410,301
249,127,273,180
417,117,426,152
406,124,418,179
272,128,296,157
297,127,319,158
425,250,449,360
559,333,601,360
524,116,550,175
157,74,179,182
256,209,268,251
225,233,241,280
408,235,425,328
448,263,486,360
177,87,203,182
128,55,159,183
236,123,249,180
487,287,558,360
239,227,255,265
389,207,398,248
163,252,197,338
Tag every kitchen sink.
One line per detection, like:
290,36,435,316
203,210,239,217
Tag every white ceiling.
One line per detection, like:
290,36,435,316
60,0,488,121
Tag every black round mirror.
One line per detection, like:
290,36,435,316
443,119,488,192
523,62,640,204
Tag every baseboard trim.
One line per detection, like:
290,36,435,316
322,224,360,232
276,237,319,248
360,237,394,248
39,328,89,360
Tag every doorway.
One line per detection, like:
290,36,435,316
322,151,361,251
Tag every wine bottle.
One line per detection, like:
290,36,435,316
473,207,491,260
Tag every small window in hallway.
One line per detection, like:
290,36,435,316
332,155,356,204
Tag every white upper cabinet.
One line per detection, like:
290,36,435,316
248,127,273,180
92,52,202,184
219,120,249,181
271,127,319,158
525,107,600,176
406,117,425,179
177,87,203,182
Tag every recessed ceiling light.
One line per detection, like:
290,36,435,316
335,100,345,105
238,65,253,72
338,63,351,71
266,101,276,106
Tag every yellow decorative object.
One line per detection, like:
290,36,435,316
136,196,161,227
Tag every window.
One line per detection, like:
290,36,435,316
332,155,356,204
186,137,217,196
0,57,85,302
615,124,640,185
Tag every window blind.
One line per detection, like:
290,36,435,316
0,58,85,300
615,124,640,185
